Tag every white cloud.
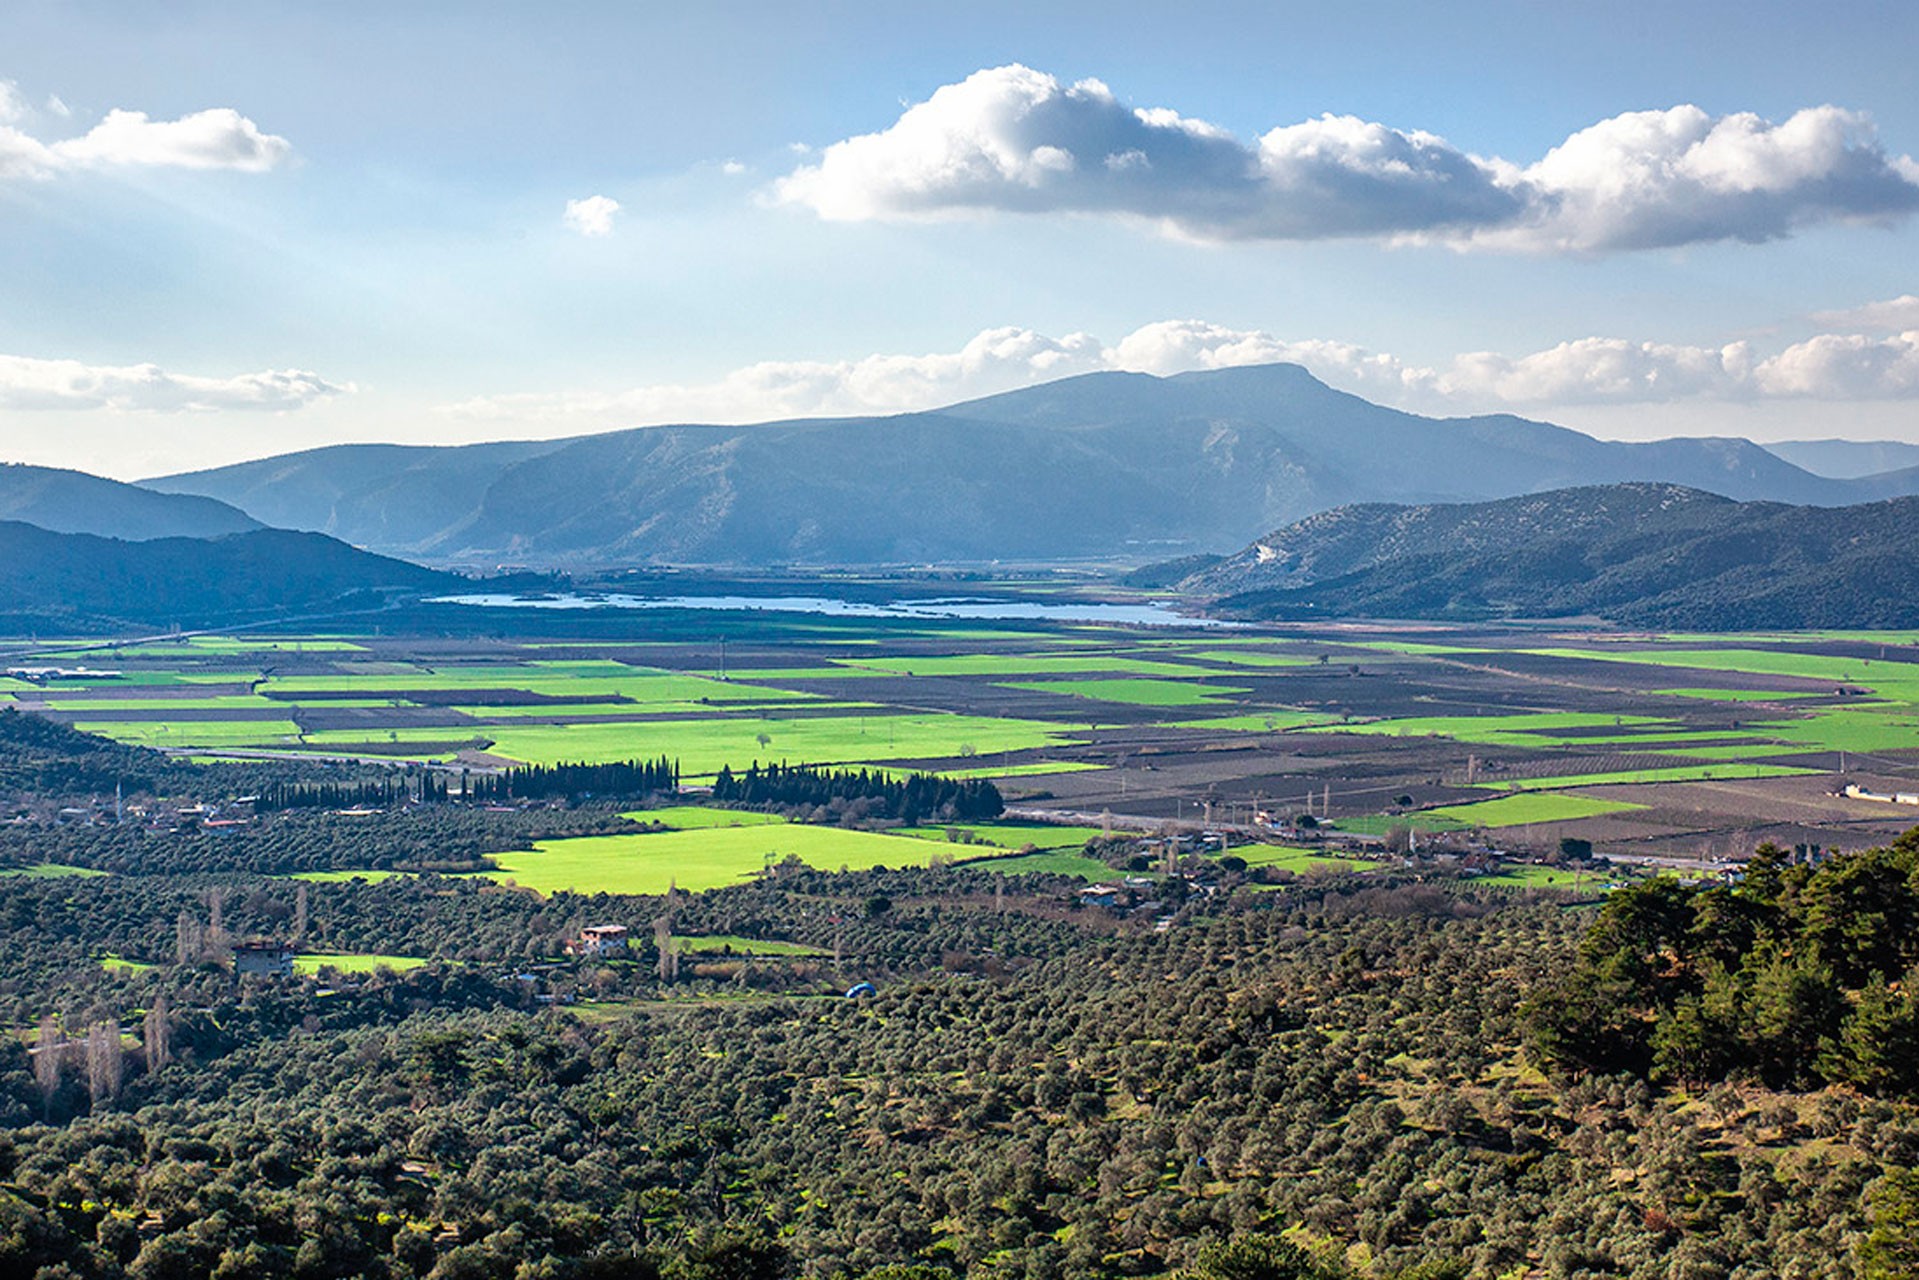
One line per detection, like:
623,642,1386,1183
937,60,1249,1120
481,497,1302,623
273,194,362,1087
0,96,290,181
50,107,289,172
563,194,621,237
774,65,1919,253
720,160,747,176
1812,294,1919,331
439,319,1919,433
0,354,349,413
45,94,70,119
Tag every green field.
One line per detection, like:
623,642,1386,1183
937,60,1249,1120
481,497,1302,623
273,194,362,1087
299,711,1090,772
1476,864,1606,890
1424,793,1647,828
73,719,304,747
675,935,827,957
974,850,1119,880
998,677,1249,707
292,952,428,974
487,821,967,896
0,863,109,879
99,953,157,973
1233,845,1379,873
884,821,1112,851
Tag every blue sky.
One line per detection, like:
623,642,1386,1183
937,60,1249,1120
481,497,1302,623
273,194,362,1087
2,0,1916,477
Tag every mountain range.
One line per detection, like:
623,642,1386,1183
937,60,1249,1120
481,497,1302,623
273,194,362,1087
143,363,1919,568
1183,483,1919,629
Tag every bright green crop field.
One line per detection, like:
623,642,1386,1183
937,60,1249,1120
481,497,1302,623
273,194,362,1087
486,821,971,896
1424,793,1647,828
293,953,428,975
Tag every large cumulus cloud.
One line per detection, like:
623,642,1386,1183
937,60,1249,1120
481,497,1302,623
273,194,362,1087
0,80,289,180
0,354,347,412
774,66,1919,253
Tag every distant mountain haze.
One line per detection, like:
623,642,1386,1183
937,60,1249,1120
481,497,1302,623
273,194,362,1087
1184,482,1919,629
1761,439,1919,479
0,463,261,541
140,363,1919,567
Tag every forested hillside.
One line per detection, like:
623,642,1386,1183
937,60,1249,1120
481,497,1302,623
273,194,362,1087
1188,484,1919,628
3,816,1918,1278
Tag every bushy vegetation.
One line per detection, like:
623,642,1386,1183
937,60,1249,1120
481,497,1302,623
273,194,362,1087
711,763,1003,824
1528,832,1919,1096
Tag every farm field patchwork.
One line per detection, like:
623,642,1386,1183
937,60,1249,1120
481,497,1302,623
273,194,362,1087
997,677,1250,707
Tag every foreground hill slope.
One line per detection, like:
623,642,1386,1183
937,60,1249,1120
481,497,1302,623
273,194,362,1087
1186,482,1919,628
0,522,455,632
0,462,261,541
142,364,1911,566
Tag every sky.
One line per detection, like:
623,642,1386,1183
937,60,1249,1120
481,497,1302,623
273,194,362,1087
1,0,1916,479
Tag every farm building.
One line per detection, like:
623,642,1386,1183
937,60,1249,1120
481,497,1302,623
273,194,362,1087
566,924,630,958
232,942,295,978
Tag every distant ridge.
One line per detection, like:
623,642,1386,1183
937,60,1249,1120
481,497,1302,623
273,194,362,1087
142,363,1919,567
0,462,261,541
0,522,455,634
1762,438,1919,479
1182,482,1919,629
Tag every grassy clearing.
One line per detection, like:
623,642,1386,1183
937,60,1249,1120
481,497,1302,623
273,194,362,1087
675,935,827,956
1423,793,1647,828
1233,845,1380,873
293,953,428,975
971,850,1119,880
998,678,1250,707
1483,763,1824,791
0,863,108,879
1477,864,1604,890
100,954,157,973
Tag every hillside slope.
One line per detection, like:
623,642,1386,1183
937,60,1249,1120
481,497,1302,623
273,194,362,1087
142,364,1912,566
0,463,261,541
1186,483,1919,629
0,523,455,633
